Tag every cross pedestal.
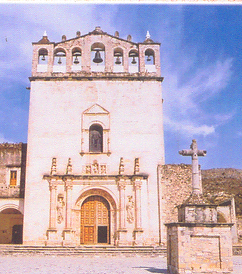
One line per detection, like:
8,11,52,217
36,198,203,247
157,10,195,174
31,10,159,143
166,139,233,274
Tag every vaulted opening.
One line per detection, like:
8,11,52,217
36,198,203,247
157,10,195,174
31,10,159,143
0,208,23,244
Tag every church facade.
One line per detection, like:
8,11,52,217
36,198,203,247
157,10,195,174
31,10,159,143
0,28,237,246
22,27,165,246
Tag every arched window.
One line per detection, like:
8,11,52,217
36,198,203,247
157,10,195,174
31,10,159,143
89,124,103,152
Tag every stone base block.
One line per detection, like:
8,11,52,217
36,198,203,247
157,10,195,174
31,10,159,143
116,229,127,246
62,229,74,246
166,223,233,274
133,229,144,246
45,229,61,246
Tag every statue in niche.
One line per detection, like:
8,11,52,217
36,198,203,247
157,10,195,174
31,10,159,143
126,195,134,223
89,124,103,153
57,194,65,224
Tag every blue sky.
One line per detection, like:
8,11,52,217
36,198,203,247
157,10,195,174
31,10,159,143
0,4,241,170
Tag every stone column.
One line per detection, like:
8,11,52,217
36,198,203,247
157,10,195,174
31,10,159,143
133,179,143,245
63,178,73,245
49,179,57,229
46,179,58,244
118,180,126,230
117,179,127,245
134,179,142,230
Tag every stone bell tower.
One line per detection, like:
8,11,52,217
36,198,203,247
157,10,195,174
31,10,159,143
23,27,165,246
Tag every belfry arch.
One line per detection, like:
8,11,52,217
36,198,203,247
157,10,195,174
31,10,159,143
75,188,117,245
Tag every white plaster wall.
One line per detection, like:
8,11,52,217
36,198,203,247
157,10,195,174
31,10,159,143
23,79,164,245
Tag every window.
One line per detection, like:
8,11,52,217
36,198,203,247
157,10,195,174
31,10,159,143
89,124,103,153
10,171,17,186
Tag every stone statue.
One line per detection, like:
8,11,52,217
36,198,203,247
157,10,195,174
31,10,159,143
126,196,134,223
57,194,65,224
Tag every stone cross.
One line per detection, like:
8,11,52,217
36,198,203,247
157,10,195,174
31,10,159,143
179,139,206,194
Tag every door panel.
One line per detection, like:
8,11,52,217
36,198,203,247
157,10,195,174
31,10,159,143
80,196,109,244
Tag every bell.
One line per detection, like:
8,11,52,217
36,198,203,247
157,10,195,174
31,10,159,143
115,56,121,65
74,55,79,64
147,55,151,62
41,55,46,61
58,57,62,64
131,56,137,64
93,50,103,63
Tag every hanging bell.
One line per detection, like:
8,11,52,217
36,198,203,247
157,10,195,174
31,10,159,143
115,56,121,65
41,55,46,61
58,57,62,64
74,55,79,64
131,56,137,64
93,50,103,63
147,55,151,62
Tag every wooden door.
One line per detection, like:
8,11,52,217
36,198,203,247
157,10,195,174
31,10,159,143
80,196,110,244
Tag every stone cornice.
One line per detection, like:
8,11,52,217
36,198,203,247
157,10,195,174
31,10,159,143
29,75,164,82
43,173,148,181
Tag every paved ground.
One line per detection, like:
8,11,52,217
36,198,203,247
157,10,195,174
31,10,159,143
0,255,241,273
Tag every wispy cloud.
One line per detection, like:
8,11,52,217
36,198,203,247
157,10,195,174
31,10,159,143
162,49,234,137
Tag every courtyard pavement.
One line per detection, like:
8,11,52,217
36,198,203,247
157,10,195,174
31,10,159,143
0,255,241,273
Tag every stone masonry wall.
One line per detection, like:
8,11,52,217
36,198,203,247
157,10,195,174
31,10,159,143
159,164,192,224
0,143,27,198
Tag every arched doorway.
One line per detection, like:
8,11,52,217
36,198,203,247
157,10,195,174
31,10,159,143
0,208,23,244
80,195,110,244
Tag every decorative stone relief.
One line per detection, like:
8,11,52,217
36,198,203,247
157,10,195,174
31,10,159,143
100,164,107,174
84,160,107,175
126,195,134,223
57,194,65,224
86,165,91,174
92,161,99,174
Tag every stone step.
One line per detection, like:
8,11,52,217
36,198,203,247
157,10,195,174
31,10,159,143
0,245,166,256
